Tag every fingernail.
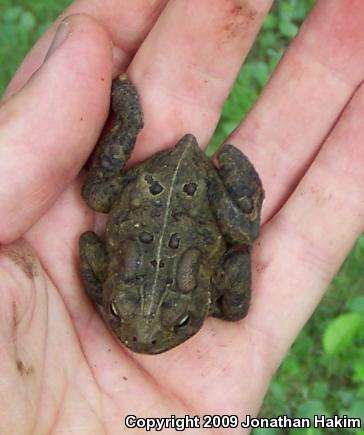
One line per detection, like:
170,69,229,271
45,19,71,60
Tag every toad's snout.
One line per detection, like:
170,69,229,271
123,319,168,354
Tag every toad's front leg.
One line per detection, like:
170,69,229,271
79,231,108,305
82,76,143,212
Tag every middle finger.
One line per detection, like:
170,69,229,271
127,0,274,162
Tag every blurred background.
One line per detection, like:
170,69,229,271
1,1,363,433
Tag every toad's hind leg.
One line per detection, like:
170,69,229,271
212,249,251,320
210,144,264,245
82,76,143,212
79,231,108,305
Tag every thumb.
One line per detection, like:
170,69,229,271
0,14,113,243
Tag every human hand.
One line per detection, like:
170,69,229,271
1,1,364,433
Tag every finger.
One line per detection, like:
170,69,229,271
229,0,364,220
4,0,168,99
248,81,364,368
127,0,274,162
0,14,113,243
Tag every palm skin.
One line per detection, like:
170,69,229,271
1,1,364,434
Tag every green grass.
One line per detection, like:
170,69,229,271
1,1,364,433
0,0,69,94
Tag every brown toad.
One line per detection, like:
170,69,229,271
79,76,264,354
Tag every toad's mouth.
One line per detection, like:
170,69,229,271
114,329,181,354
106,316,197,354
121,337,171,355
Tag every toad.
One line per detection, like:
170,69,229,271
79,76,264,354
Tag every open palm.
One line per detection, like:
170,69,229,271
1,1,364,434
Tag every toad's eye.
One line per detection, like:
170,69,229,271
160,293,188,328
110,301,119,318
176,314,190,328
112,292,140,320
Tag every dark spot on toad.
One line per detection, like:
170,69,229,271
169,233,180,249
183,182,197,196
145,175,163,195
150,210,162,218
139,232,153,243
150,182,163,195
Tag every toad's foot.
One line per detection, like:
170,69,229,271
212,249,251,320
82,76,143,212
210,144,264,245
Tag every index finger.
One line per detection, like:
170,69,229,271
4,0,168,98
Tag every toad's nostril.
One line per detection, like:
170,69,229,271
133,336,137,342
151,339,157,345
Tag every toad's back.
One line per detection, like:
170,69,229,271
105,135,225,317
